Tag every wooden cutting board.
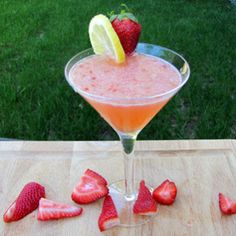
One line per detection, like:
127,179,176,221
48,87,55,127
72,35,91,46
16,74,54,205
0,140,236,236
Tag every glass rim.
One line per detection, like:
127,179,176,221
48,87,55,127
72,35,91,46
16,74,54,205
64,42,190,101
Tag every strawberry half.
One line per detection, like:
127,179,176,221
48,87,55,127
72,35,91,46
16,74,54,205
152,179,177,205
37,198,83,221
71,169,109,204
110,5,141,55
98,195,120,232
133,180,157,215
219,193,236,215
3,182,45,223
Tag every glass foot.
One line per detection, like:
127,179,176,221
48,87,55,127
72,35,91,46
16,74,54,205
109,180,157,227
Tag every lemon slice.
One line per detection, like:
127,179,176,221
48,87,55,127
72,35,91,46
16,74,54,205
89,14,125,63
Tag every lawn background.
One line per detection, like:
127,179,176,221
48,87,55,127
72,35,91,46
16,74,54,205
0,0,235,140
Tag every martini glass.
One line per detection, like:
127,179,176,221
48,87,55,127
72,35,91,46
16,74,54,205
65,43,190,227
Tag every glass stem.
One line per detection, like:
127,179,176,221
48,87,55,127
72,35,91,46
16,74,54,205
119,133,137,201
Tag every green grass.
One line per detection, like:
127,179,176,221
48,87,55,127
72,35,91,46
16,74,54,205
0,0,235,140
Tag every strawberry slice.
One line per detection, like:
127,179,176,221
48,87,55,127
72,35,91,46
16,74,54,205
37,198,83,221
98,195,120,231
219,193,236,215
152,179,177,205
3,182,45,223
133,180,157,215
71,169,109,204
84,169,107,186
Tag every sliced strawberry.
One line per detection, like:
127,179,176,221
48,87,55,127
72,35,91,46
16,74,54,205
152,179,177,205
37,198,83,221
219,193,236,215
71,169,109,204
98,195,120,232
3,182,45,223
133,180,157,215
85,169,107,186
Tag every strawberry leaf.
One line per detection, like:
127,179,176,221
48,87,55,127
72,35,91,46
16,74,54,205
124,13,138,23
115,13,138,23
110,14,118,22
108,4,139,23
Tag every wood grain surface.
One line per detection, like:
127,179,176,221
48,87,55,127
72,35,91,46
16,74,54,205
0,140,236,236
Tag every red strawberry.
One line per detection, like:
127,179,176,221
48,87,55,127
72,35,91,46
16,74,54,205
37,198,83,221
219,193,236,215
133,180,157,215
152,179,177,205
98,195,120,232
84,169,107,186
110,5,141,55
3,182,45,223
71,169,109,204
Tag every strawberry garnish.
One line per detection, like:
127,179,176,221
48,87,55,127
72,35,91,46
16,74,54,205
110,4,141,55
3,182,45,223
219,193,236,215
152,179,177,205
71,169,109,204
133,180,157,215
37,198,83,221
98,195,120,232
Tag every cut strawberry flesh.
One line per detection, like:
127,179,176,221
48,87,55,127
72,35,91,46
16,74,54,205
3,202,16,222
133,180,157,215
71,169,109,204
38,198,83,221
98,195,120,231
219,193,236,215
102,217,120,231
85,169,107,185
152,179,177,205
72,183,108,204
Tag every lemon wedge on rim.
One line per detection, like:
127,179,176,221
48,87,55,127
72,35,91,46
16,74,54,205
89,14,125,63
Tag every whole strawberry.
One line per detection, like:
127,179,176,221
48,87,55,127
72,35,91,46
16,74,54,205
110,5,141,55
3,182,45,223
